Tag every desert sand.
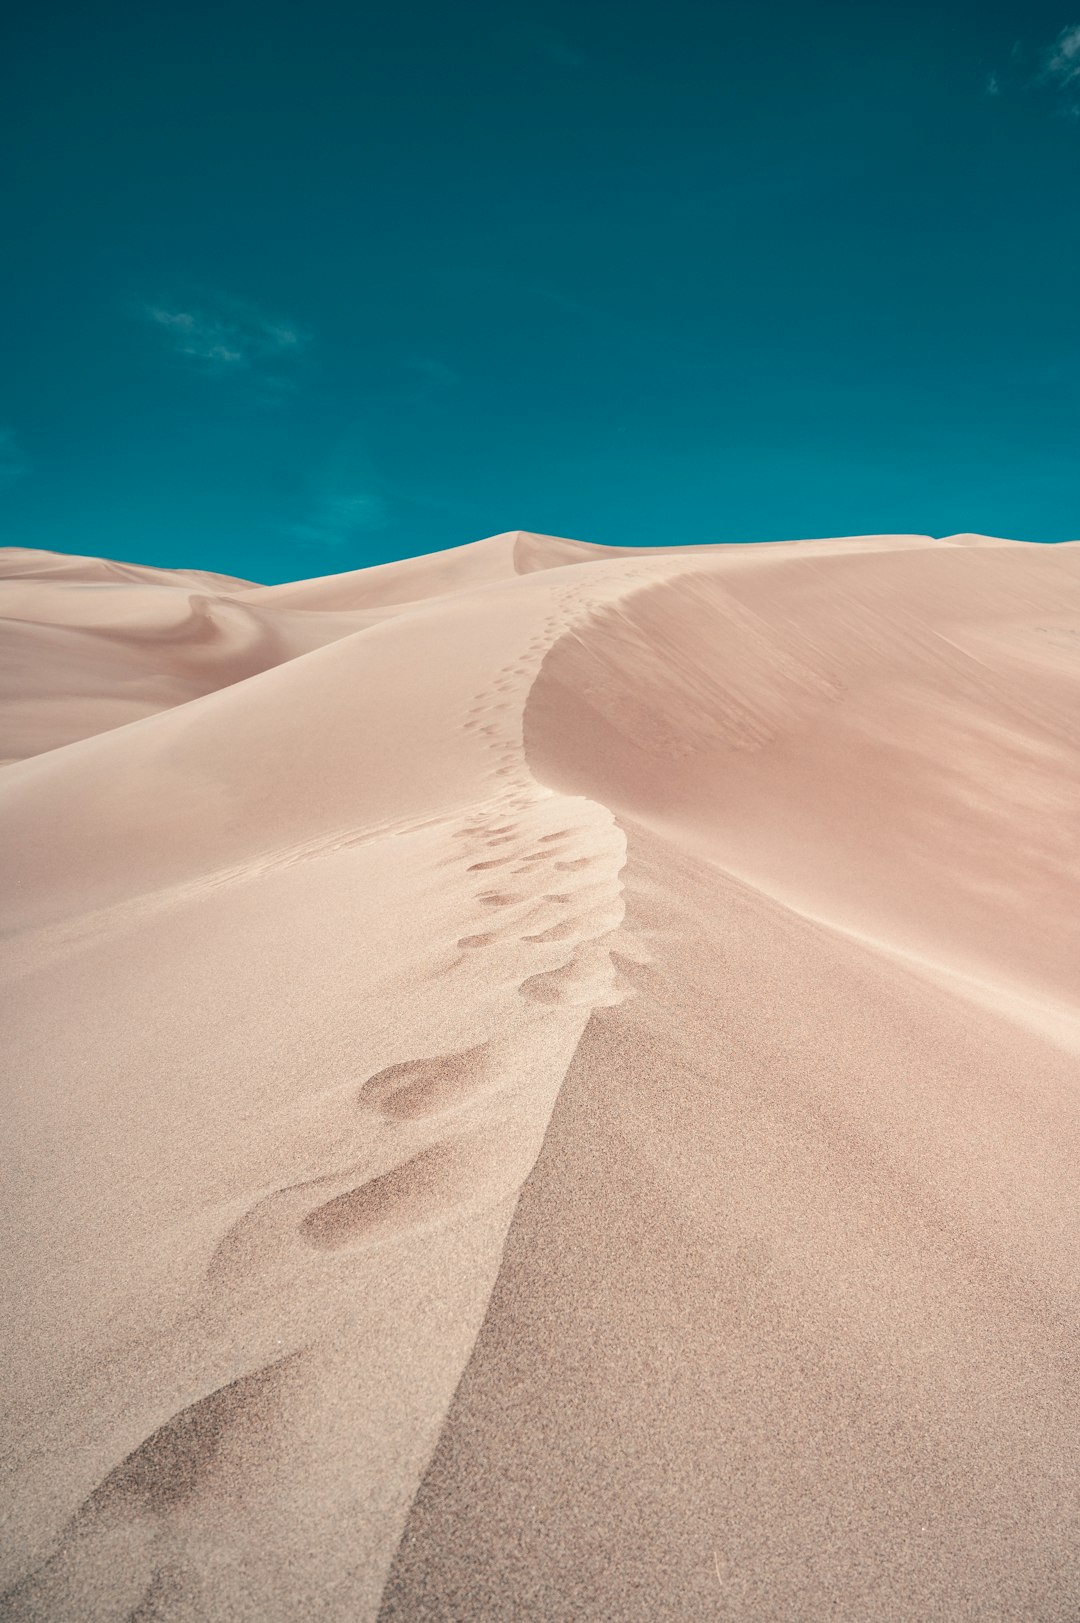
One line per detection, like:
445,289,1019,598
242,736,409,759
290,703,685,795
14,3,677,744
1,529,1078,1620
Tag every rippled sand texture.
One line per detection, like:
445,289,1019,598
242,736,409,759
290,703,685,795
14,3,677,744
1,531,1078,1621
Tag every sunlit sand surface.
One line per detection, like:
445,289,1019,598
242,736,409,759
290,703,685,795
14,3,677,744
2,530,1078,1620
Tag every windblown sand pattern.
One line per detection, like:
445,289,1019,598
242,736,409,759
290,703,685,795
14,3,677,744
1,530,1078,1620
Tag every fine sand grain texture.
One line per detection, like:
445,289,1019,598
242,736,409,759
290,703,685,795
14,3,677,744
1,531,1078,1620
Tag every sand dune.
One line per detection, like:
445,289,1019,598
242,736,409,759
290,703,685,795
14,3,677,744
0,549,374,764
1,531,1078,1620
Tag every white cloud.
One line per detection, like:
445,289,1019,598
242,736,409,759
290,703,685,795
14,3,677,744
0,428,27,487
140,291,308,380
987,27,1080,112
1045,23,1080,85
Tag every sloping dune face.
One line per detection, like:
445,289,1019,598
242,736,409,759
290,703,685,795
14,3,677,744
0,549,376,763
1,532,1078,1622
523,541,1080,1025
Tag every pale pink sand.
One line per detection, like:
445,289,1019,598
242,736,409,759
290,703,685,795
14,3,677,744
0,532,1077,1620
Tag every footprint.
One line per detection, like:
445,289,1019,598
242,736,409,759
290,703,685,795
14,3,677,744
358,1044,491,1121
608,950,656,992
555,857,594,871
458,933,496,949
478,892,523,907
46,1358,300,1531
522,922,578,943
467,858,513,871
300,1130,507,1251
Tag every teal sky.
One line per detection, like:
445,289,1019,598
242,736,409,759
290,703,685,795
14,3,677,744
4,1,1080,583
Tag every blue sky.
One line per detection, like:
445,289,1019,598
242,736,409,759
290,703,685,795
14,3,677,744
3,0,1080,582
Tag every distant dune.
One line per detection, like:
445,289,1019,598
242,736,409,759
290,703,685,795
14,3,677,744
1,531,1078,1621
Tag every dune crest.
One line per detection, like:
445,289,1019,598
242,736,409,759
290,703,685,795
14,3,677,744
2,532,1078,1620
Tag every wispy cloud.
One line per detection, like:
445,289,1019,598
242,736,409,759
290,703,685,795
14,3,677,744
990,25,1080,114
1045,23,1080,87
0,428,27,488
139,290,309,382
